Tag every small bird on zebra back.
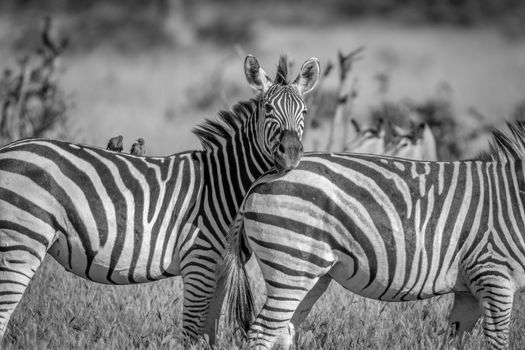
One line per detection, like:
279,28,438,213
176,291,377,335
130,138,145,156
106,135,123,152
0,54,321,347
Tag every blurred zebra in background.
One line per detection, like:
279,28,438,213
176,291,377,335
0,54,320,345
346,117,437,160
223,122,525,349
306,47,438,161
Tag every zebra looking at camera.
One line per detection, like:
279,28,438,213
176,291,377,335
223,122,525,350
0,54,320,345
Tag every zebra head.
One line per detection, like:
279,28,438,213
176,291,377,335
389,123,438,160
346,118,438,161
345,117,387,155
244,54,320,171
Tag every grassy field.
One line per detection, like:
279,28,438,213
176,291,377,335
242,260,525,350
294,279,525,350
2,3,525,349
4,256,525,349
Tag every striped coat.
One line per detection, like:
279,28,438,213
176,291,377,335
223,122,525,349
0,54,321,345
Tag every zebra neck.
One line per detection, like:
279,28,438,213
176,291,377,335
200,117,272,232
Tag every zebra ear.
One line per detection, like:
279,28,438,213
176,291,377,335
293,57,320,95
244,55,273,93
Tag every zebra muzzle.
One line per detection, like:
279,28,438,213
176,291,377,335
274,130,303,171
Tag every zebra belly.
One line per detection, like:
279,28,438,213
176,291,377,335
48,230,181,284
330,251,458,301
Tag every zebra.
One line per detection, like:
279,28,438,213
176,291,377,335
390,123,437,160
0,54,320,345
211,110,438,347
347,117,438,160
221,122,525,349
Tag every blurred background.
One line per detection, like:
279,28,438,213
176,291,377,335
1,0,525,159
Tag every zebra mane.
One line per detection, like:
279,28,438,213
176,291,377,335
274,55,289,85
192,98,258,151
477,121,525,162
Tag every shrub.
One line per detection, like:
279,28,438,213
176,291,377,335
0,17,71,146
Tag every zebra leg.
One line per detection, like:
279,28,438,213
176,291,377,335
448,292,483,338
473,279,514,349
272,275,331,349
180,246,220,345
290,274,332,327
272,323,295,350
181,270,212,343
0,237,46,339
201,272,227,346
248,276,321,350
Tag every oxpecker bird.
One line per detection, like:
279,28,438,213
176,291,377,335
106,135,123,152
130,138,146,156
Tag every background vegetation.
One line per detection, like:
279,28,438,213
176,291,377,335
1,0,525,349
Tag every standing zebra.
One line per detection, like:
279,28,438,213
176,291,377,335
0,54,320,345
223,122,525,349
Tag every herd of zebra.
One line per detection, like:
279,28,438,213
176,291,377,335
0,54,523,349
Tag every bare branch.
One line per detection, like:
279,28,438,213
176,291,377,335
0,16,70,145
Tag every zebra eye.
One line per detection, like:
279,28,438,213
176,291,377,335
264,103,274,113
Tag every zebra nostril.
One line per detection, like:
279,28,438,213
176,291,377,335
278,144,285,154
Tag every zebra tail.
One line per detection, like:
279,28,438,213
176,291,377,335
222,208,255,336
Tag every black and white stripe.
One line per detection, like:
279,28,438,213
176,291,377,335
0,55,320,345
223,122,525,349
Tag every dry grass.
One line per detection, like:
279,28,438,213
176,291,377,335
234,261,525,350
4,256,525,349
3,257,185,350
295,284,525,349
